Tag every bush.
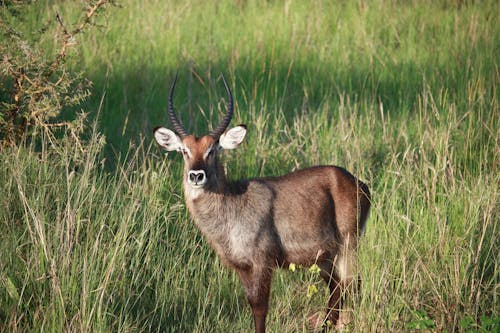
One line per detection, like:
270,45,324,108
0,0,112,147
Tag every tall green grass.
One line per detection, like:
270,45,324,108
1,0,498,332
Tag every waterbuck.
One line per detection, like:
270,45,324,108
153,75,371,332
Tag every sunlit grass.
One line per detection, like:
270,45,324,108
1,0,498,332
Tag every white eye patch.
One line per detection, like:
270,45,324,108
180,147,192,157
203,145,215,159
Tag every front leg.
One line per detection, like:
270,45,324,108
237,266,273,333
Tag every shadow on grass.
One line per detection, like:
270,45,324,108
74,49,493,166
41,50,496,331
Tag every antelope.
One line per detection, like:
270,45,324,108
153,74,371,332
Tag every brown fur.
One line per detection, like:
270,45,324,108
177,135,370,332
155,79,370,331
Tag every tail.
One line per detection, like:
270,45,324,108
357,180,371,235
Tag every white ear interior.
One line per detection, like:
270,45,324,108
219,125,247,150
154,127,183,151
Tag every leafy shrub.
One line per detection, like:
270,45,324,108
0,0,113,147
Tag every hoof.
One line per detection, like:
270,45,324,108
307,311,352,332
335,311,352,330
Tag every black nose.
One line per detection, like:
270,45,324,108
188,170,206,184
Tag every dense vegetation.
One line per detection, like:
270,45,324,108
1,1,498,331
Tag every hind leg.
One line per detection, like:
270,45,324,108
334,248,359,329
317,261,342,330
319,242,359,330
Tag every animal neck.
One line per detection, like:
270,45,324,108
208,163,230,193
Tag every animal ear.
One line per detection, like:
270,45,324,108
154,127,184,151
219,125,247,150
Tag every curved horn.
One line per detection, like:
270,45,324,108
168,74,189,138
209,75,234,138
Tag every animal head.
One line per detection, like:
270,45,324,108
154,75,247,189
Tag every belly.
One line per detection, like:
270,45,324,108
274,215,339,266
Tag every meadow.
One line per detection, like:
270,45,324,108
0,0,498,331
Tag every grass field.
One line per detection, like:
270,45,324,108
1,0,498,332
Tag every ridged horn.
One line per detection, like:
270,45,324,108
209,74,234,138
168,74,189,138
